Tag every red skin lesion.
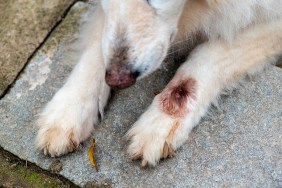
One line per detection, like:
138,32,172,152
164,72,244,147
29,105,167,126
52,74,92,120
160,78,197,117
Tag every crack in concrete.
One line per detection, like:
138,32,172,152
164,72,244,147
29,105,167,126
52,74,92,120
0,0,80,100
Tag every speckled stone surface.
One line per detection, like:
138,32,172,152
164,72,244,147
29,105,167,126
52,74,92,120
0,0,76,96
0,2,281,187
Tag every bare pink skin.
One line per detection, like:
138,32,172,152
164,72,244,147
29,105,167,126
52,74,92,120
160,78,197,117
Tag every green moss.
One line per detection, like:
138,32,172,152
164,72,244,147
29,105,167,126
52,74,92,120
0,160,70,188
13,167,63,187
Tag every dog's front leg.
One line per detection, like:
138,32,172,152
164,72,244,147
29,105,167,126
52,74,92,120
127,21,282,166
35,8,110,157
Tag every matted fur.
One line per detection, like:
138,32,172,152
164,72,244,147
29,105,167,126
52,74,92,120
36,0,282,166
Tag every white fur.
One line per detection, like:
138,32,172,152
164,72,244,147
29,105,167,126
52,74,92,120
127,20,282,166
36,0,282,166
35,7,110,156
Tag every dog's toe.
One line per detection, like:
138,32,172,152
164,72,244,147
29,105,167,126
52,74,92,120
127,128,177,167
126,102,180,167
36,124,80,157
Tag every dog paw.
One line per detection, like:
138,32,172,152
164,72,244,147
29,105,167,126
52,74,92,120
35,91,99,157
36,125,81,157
126,100,183,167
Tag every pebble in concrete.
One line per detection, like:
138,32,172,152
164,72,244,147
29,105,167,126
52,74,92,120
0,2,281,187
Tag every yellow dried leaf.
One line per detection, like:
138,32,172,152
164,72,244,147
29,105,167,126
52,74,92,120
88,138,98,172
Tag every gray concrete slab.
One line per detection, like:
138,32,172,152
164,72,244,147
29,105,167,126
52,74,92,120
0,0,76,96
0,2,281,187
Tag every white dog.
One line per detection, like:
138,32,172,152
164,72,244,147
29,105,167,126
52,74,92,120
36,0,282,167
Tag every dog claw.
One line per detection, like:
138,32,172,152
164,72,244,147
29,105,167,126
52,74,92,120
163,142,169,159
163,141,176,159
44,147,48,156
141,159,148,167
